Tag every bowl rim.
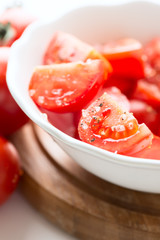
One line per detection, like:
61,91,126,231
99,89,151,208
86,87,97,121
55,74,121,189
7,0,160,170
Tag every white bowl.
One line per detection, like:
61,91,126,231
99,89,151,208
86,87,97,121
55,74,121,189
7,0,160,193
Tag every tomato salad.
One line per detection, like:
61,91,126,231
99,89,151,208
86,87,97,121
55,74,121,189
29,31,160,159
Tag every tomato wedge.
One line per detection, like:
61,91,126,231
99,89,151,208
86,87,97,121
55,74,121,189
43,31,112,74
103,74,137,97
98,86,130,112
144,38,160,72
133,79,160,108
94,38,145,80
78,92,153,155
131,135,160,160
29,59,108,112
130,99,159,135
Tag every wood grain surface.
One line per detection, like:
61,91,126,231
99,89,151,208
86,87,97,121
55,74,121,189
10,123,160,240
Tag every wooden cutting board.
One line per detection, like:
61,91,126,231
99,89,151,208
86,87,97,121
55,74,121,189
10,123,160,240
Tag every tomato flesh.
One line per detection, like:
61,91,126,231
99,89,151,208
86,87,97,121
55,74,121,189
43,31,112,74
100,86,130,112
133,79,160,108
29,60,108,112
130,99,160,135
94,38,145,80
78,92,152,154
144,38,160,72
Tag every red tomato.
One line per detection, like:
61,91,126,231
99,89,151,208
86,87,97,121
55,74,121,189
78,92,152,155
103,74,137,97
43,31,112,74
130,99,159,135
133,79,160,108
0,136,21,205
144,38,160,72
0,7,36,46
94,38,146,80
74,86,130,140
0,47,28,136
131,135,160,160
39,107,78,137
97,86,130,112
133,38,160,108
29,59,108,113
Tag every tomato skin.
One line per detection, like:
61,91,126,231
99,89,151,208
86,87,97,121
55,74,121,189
104,75,137,97
0,47,28,136
94,38,146,80
130,99,159,135
133,79,160,108
29,60,108,113
78,92,152,155
0,136,21,205
43,31,112,74
0,7,36,46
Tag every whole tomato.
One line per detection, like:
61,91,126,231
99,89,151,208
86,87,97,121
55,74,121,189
0,136,21,205
0,47,29,136
0,7,37,46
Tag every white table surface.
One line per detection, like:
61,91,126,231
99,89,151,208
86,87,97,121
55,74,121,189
0,0,159,239
0,191,76,240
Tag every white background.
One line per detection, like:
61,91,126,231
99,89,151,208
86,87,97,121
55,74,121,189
0,0,158,239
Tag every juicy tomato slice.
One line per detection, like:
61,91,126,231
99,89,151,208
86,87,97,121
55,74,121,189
133,79,160,108
43,31,112,74
131,135,160,160
0,136,21,205
29,59,108,113
74,86,130,140
78,92,153,155
130,99,159,135
98,86,130,112
94,38,146,80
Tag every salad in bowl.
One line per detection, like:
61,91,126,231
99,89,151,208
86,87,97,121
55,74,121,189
7,0,160,193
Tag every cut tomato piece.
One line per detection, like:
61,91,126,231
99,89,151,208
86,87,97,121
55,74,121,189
39,107,77,137
43,31,112,75
103,74,137,97
94,38,146,80
133,79,160,108
29,59,108,112
78,92,153,155
74,86,130,139
98,86,130,111
131,135,160,160
144,38,160,72
130,99,159,135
